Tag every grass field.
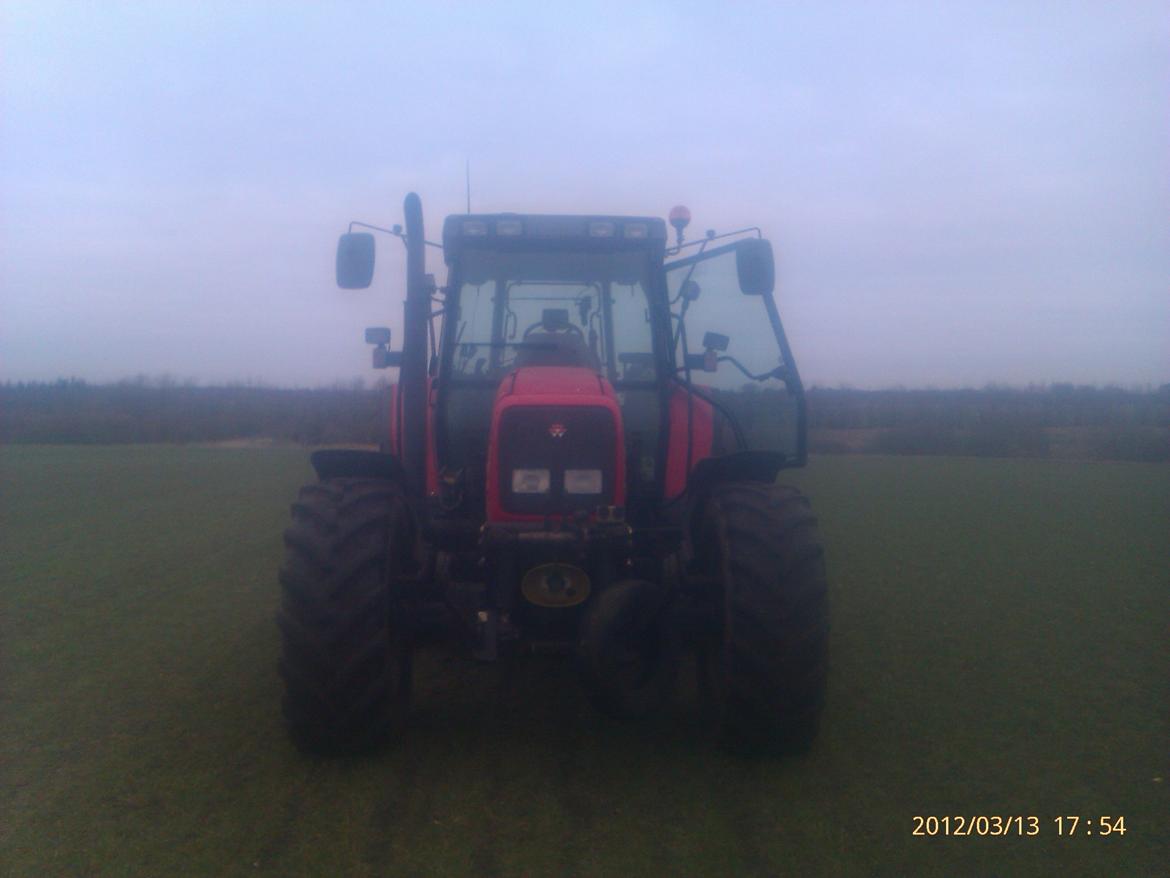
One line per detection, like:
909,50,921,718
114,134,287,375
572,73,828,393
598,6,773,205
2,446,1167,877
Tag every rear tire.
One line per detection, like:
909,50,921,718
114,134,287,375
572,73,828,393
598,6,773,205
277,477,413,754
699,482,828,754
577,579,675,718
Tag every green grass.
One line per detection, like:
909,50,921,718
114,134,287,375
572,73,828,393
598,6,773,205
2,446,1167,876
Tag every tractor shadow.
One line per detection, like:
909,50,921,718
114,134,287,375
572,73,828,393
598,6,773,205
402,645,723,756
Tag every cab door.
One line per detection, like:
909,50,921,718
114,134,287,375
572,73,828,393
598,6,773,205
664,238,806,467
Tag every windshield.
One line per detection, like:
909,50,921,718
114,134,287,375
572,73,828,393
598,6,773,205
450,249,657,384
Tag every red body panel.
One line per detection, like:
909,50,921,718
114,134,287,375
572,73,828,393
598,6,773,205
385,380,438,494
385,383,400,456
485,367,625,522
664,384,714,499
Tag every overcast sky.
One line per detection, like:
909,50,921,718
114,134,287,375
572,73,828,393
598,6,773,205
2,1,1167,388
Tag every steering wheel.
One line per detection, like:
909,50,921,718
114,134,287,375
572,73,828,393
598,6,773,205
522,320,585,341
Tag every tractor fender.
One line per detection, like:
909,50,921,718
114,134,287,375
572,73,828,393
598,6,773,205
310,449,408,485
685,450,788,540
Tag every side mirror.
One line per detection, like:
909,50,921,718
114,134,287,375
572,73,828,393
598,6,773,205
365,327,391,345
680,280,701,302
735,238,774,295
337,232,375,289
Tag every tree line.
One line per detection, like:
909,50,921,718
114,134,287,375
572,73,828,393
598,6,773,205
0,379,387,446
804,384,1170,461
1,378,1167,460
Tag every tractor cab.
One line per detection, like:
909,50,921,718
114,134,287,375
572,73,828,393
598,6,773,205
437,215,671,521
419,211,805,525
282,194,826,757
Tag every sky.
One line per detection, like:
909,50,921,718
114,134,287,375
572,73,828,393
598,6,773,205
2,0,1167,389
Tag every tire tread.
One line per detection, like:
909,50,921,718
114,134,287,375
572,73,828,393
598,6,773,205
277,477,412,753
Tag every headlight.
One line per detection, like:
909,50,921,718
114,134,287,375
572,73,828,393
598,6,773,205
512,468,551,494
564,469,602,494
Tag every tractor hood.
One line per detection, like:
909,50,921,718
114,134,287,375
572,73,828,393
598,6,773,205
486,366,626,522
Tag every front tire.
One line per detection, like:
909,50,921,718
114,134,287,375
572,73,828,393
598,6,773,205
277,477,413,754
577,579,676,718
699,482,829,754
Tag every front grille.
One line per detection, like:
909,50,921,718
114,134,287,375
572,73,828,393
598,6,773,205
498,406,616,515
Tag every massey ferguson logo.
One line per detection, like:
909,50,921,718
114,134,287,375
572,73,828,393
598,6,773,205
548,422,568,439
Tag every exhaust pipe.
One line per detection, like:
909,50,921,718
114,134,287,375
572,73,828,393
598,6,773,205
400,192,429,500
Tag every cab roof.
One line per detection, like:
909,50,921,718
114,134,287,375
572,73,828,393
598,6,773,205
442,214,667,262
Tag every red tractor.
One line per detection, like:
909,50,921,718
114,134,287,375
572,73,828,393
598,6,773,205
278,194,828,754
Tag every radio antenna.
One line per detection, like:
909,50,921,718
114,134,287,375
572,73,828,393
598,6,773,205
465,159,471,214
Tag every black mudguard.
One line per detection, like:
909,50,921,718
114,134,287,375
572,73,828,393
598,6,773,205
685,450,788,541
688,450,787,497
310,449,407,485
